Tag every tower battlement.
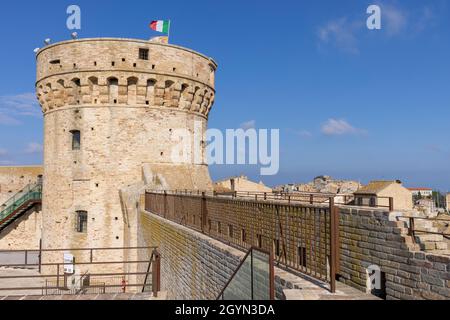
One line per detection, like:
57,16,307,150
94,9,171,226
36,38,216,116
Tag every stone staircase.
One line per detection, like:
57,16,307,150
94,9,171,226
413,219,448,254
0,183,42,232
394,214,449,254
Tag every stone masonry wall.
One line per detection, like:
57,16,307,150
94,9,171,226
36,38,216,274
0,166,43,205
139,210,309,300
339,206,450,300
0,207,42,250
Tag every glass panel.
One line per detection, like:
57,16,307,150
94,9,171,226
252,250,271,300
219,248,272,300
221,252,252,300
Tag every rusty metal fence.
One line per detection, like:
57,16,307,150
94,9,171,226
0,246,161,297
145,191,340,292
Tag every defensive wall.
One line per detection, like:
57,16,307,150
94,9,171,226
141,192,450,300
0,166,43,204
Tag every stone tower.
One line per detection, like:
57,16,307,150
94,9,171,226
35,38,216,268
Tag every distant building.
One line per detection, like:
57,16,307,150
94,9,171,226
414,198,437,217
274,176,361,195
354,180,413,211
214,175,272,193
447,193,450,211
408,188,433,198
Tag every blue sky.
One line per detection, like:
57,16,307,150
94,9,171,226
0,0,449,190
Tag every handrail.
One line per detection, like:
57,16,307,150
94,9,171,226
0,182,41,210
404,216,450,242
146,189,393,210
0,246,160,296
0,182,42,224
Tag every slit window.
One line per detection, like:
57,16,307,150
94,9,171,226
228,225,233,238
298,246,307,268
50,59,61,65
76,211,88,233
139,48,149,60
241,229,247,243
256,234,262,248
71,130,81,150
273,239,281,257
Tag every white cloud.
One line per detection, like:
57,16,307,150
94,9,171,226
0,112,22,125
0,160,15,166
381,3,408,36
24,143,43,154
317,18,362,54
0,92,41,125
240,120,256,130
321,119,366,136
317,3,437,54
289,129,313,138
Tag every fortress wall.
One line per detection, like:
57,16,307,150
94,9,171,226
0,207,42,250
0,167,43,204
139,210,304,300
339,207,450,300
139,210,242,300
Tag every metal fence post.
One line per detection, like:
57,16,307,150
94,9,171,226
152,250,161,298
409,217,416,244
38,239,42,273
329,197,337,293
163,191,167,218
201,192,207,234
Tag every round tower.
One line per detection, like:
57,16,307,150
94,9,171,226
35,38,216,272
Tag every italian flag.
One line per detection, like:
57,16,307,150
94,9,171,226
150,20,170,33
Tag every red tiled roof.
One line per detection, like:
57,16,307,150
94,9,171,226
408,188,432,191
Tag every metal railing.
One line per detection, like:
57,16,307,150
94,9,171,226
0,182,42,226
0,246,161,297
217,247,274,300
161,189,394,210
404,216,450,243
145,190,340,292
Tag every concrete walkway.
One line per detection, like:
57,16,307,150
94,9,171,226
0,267,45,296
277,269,380,300
0,291,167,300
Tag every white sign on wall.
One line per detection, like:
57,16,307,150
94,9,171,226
64,253,74,274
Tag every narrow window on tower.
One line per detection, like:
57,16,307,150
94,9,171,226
71,130,81,150
139,48,149,60
76,211,88,233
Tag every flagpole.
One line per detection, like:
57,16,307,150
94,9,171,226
168,20,171,43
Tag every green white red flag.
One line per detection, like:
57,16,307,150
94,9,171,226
150,20,170,33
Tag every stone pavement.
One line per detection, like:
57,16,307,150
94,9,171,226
0,267,44,296
277,268,379,300
283,278,380,300
0,291,167,300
